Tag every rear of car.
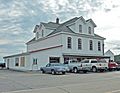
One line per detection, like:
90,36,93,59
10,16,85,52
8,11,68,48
108,62,118,71
116,62,120,71
89,59,108,72
97,59,108,71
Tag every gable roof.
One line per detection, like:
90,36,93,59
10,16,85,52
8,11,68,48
86,19,97,27
42,22,60,29
29,16,104,44
105,50,114,55
33,25,39,33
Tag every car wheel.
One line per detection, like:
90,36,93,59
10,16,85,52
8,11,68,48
83,70,87,73
73,67,78,73
92,67,97,72
51,70,56,75
62,72,66,74
41,69,45,73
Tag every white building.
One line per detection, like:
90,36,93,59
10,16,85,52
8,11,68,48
3,16,108,71
105,50,114,62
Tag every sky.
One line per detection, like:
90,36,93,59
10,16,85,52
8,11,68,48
0,0,120,61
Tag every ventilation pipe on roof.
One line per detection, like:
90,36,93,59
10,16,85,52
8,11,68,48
56,18,59,24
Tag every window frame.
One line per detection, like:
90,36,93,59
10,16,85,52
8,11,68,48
89,40,93,50
67,37,72,49
20,57,25,67
98,41,101,51
78,38,82,50
15,57,19,66
88,27,91,34
79,25,82,33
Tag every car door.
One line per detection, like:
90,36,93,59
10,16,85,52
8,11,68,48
81,60,91,69
45,63,52,73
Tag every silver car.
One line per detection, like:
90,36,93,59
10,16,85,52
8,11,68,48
40,63,69,75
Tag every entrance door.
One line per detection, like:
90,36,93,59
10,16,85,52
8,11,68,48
7,59,9,69
49,57,60,63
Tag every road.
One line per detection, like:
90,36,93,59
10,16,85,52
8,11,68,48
0,70,120,93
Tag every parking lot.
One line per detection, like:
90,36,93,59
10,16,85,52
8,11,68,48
0,70,120,93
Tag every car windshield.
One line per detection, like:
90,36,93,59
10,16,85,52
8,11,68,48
51,63,64,66
97,60,107,63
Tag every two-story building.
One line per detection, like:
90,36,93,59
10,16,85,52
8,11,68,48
3,16,107,71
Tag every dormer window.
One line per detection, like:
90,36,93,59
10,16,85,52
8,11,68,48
36,32,39,39
79,25,82,33
42,30,44,37
88,27,91,34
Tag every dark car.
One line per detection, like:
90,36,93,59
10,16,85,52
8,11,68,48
0,63,6,69
40,63,69,75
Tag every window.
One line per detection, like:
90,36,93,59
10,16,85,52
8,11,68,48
42,30,44,37
89,40,93,50
67,37,72,49
36,32,39,39
79,25,82,33
33,58,37,65
49,57,60,63
88,27,91,34
15,58,19,66
78,38,82,50
20,57,25,67
91,61,97,63
98,41,101,51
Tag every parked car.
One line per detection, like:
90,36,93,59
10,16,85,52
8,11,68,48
64,59,91,73
108,61,118,71
116,62,120,71
0,63,6,69
40,63,69,75
80,59,108,72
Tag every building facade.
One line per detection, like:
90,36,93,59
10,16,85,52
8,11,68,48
4,16,106,71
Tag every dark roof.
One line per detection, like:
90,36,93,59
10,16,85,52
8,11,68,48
47,17,79,36
86,19,97,27
42,22,60,29
61,17,79,26
30,16,104,43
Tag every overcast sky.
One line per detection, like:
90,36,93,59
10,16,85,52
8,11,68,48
0,0,120,61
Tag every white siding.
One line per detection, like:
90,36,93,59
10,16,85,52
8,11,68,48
86,22,94,35
4,55,31,71
27,34,62,52
61,34,104,56
29,47,63,70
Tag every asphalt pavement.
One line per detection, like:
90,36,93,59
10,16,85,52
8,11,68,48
0,70,120,93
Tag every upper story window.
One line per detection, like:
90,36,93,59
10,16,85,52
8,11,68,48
98,41,101,51
78,38,82,50
67,37,72,49
42,30,44,37
89,40,93,50
79,25,82,33
88,27,91,34
36,32,39,39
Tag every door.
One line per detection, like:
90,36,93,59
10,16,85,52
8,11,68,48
7,59,9,69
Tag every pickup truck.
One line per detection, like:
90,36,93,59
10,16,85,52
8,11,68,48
64,59,91,73
80,59,108,72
